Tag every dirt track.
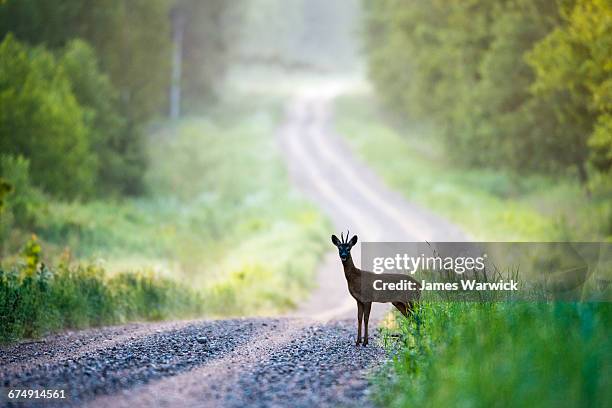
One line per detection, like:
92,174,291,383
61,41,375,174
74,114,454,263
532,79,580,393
0,86,464,407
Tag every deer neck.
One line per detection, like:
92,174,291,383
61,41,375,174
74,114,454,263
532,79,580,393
342,254,359,278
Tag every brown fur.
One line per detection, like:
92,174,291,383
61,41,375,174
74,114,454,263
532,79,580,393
333,234,420,346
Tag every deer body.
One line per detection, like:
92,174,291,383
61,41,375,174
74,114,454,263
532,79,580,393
333,233,420,346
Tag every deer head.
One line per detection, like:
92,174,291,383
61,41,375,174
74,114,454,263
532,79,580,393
331,231,358,261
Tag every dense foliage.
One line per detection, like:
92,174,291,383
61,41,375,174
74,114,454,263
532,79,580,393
0,155,44,242
0,0,171,124
0,0,171,196
0,35,96,197
527,0,612,176
59,40,145,195
363,0,611,184
0,0,241,197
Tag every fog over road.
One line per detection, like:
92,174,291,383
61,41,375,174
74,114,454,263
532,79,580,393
1,85,465,407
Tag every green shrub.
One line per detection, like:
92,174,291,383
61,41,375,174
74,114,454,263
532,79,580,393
0,34,96,198
0,155,46,253
0,34,148,198
0,177,12,214
0,155,44,227
0,240,203,343
526,0,612,176
59,39,145,195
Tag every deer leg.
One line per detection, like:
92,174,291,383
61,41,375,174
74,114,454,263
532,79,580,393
392,302,409,318
363,302,372,346
356,301,363,345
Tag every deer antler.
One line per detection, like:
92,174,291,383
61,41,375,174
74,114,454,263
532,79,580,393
346,230,350,243
340,231,345,244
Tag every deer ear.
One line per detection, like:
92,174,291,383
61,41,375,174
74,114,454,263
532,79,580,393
349,235,358,247
331,235,340,246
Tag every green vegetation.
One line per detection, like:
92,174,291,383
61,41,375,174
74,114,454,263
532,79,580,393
0,0,241,196
1,98,329,342
0,35,97,197
335,95,612,407
60,39,145,195
1,1,329,343
363,0,611,185
357,2,611,405
1,236,203,342
334,94,612,241
375,301,611,408
370,253,611,406
527,0,612,176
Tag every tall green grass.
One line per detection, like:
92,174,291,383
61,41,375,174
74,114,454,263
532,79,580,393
375,263,611,408
375,301,611,408
1,237,203,342
333,93,612,241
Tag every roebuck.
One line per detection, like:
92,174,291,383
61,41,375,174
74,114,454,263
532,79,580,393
332,232,420,346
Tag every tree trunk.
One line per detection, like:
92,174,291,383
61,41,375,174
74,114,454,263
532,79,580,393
169,9,185,119
577,161,591,198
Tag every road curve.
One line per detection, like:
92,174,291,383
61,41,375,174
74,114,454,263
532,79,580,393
0,86,465,407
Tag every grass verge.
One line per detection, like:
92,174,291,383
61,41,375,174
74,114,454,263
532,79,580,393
375,301,611,408
1,237,203,342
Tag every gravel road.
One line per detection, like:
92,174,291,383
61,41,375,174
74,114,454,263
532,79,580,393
1,318,384,407
1,84,464,407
